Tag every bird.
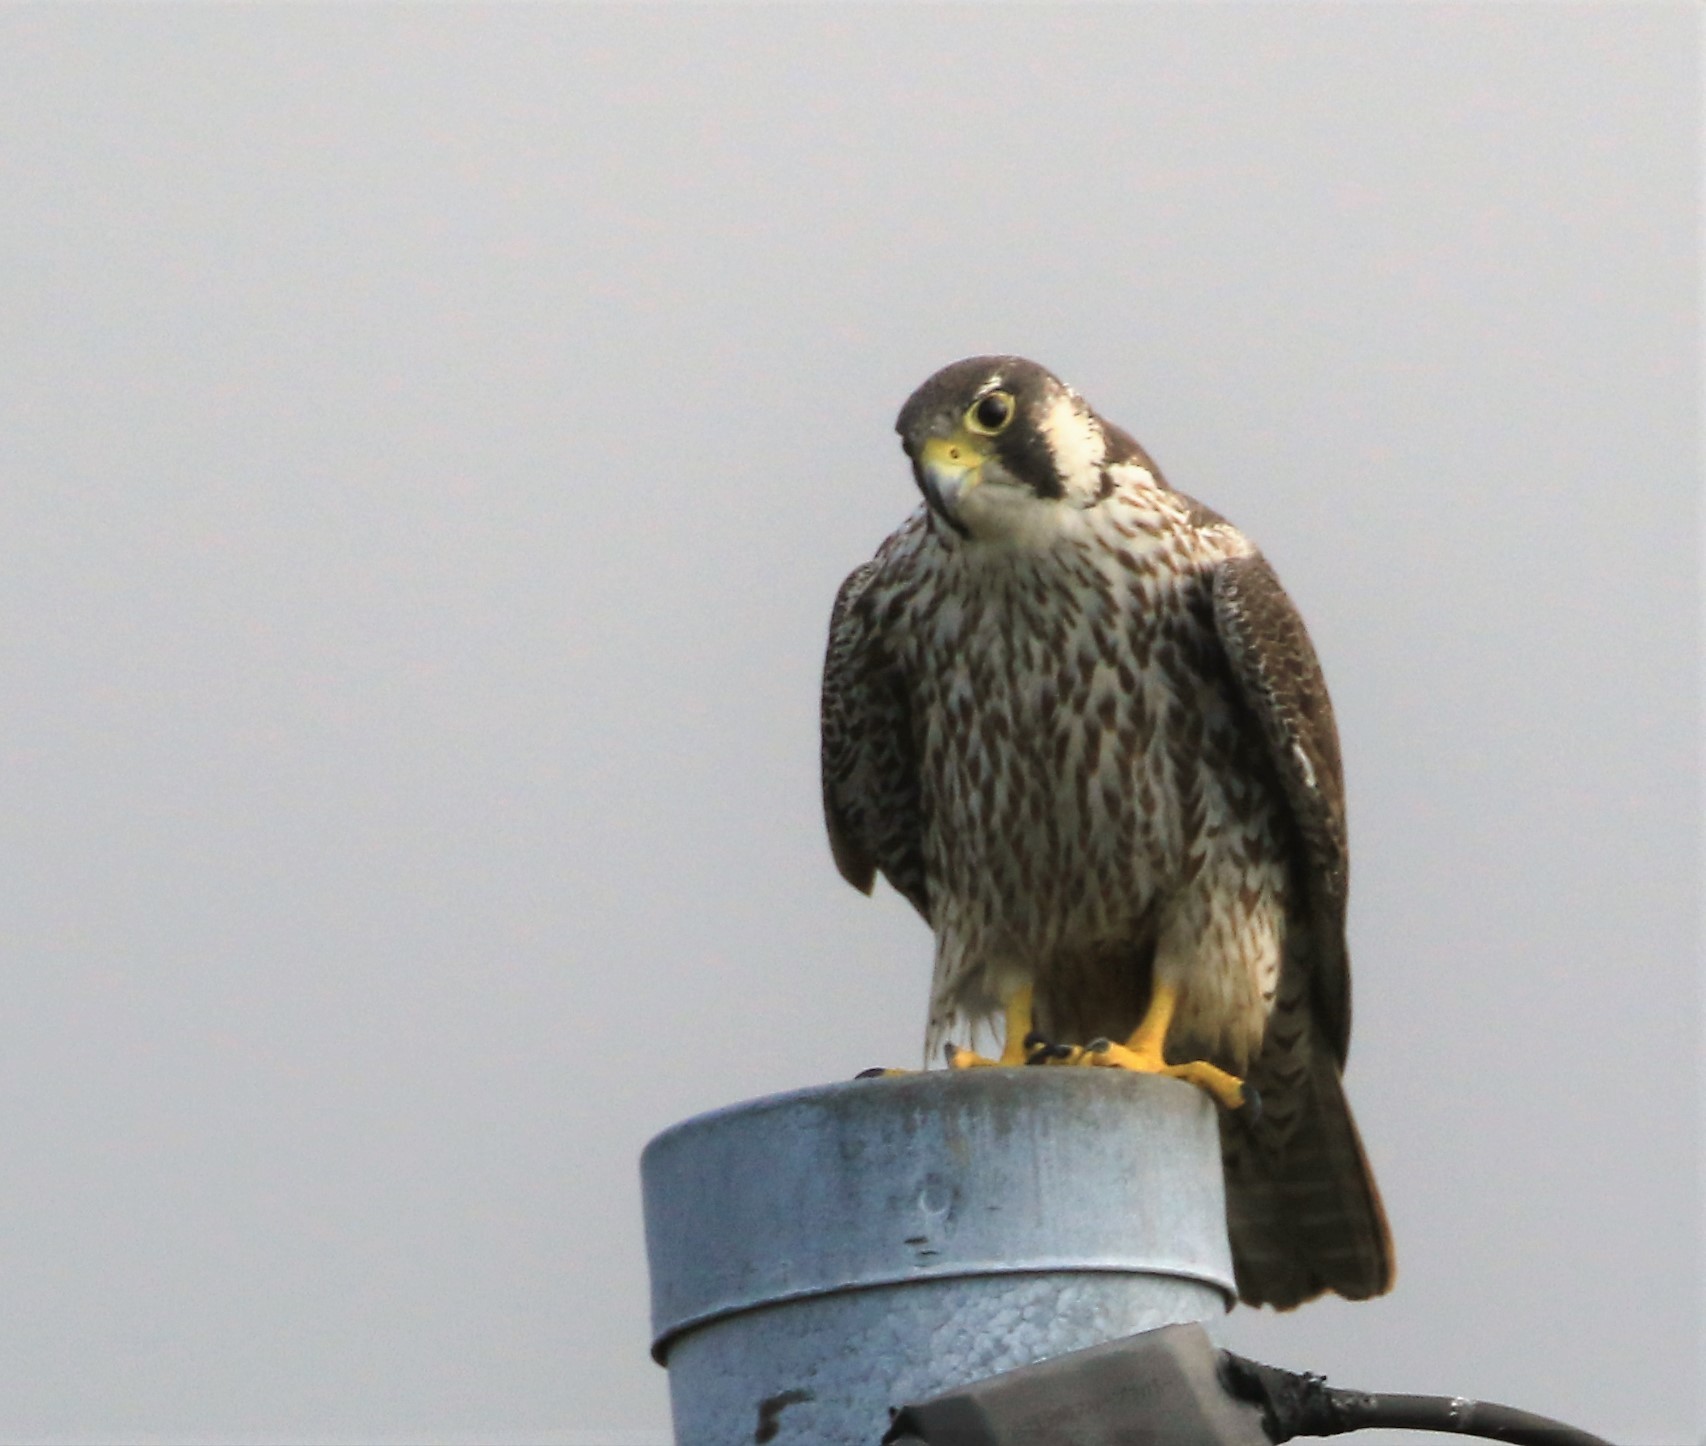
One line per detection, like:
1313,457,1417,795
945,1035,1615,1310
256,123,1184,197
820,356,1394,1309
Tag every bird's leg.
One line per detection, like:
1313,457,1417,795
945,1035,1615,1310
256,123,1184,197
945,984,1035,1069
1075,981,1250,1111
857,986,1036,1078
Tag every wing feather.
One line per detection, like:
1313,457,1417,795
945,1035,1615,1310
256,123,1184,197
1212,551,1392,1303
821,555,929,917
1211,551,1351,1062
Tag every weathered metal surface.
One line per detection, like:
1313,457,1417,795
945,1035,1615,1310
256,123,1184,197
641,1067,1232,1445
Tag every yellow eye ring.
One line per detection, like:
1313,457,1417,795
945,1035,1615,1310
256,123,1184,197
965,389,1015,435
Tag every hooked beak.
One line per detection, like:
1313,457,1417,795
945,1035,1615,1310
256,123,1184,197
915,433,985,536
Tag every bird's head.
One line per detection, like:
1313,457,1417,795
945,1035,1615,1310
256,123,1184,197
895,356,1147,543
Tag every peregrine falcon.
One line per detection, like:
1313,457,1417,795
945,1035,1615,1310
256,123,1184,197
820,356,1394,1309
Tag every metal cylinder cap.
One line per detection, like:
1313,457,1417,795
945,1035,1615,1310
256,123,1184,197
642,1067,1234,1445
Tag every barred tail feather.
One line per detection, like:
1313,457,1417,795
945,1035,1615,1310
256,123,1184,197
1220,1039,1394,1309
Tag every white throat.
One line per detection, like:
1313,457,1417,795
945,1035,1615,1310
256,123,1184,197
953,481,1080,549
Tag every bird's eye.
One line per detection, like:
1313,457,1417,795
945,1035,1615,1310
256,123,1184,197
967,390,1015,434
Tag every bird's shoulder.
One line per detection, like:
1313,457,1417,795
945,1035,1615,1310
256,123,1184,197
839,504,932,588
1089,465,1259,579
832,507,973,652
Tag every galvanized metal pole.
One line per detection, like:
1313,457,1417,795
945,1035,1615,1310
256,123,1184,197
641,1067,1234,1446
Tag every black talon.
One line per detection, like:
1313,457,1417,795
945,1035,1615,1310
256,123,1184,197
855,1067,890,1080
1022,1029,1058,1066
1086,1037,1112,1053
1236,1083,1263,1124
942,1042,961,1067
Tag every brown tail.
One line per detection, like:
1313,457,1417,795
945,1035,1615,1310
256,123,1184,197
1220,1033,1395,1309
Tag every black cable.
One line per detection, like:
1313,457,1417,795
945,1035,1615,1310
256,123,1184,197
1220,1351,1614,1446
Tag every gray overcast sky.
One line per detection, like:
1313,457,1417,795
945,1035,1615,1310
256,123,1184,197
0,6,1698,1444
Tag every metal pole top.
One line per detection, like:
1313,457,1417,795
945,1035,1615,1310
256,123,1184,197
642,1067,1234,1445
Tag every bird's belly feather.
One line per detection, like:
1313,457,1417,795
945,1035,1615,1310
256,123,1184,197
907,557,1285,1063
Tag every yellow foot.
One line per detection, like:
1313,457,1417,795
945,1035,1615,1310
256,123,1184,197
945,1044,998,1069
1075,1037,1250,1113
1035,980,1254,1116
945,985,1036,1070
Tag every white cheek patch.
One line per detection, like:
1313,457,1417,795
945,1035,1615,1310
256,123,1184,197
1035,389,1107,489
